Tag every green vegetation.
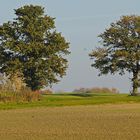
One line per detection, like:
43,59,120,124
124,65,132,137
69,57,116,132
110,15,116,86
90,15,140,96
0,5,69,90
0,93,140,110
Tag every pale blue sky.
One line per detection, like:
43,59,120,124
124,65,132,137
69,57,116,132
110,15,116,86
0,0,140,92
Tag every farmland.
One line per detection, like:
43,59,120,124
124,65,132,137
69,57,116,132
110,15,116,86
0,93,140,139
0,103,140,140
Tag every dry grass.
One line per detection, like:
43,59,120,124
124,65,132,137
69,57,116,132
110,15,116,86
0,104,140,140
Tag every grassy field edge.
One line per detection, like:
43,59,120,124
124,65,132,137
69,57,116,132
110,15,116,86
0,93,140,110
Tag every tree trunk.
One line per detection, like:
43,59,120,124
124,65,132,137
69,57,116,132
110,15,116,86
131,71,139,96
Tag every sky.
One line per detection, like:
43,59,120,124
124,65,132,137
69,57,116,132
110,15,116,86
0,0,140,93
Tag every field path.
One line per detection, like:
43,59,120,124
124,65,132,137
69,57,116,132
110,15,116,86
0,104,140,140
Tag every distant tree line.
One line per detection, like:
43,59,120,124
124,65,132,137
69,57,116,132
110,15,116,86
73,87,119,94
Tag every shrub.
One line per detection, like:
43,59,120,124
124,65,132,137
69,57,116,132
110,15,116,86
0,73,41,103
17,88,41,102
0,72,26,92
0,87,41,103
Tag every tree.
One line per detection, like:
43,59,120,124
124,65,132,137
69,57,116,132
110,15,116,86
89,15,140,96
0,5,70,90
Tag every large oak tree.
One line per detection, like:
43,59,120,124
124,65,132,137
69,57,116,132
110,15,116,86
0,5,70,90
90,15,140,95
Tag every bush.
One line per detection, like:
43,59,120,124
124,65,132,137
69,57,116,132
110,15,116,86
0,73,41,103
18,88,41,102
0,72,26,92
0,88,41,103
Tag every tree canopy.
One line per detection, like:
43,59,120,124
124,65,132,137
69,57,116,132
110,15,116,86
90,15,140,95
0,5,70,90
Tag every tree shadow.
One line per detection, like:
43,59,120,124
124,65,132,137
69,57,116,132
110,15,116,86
53,93,114,97
54,93,92,97
68,93,93,97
